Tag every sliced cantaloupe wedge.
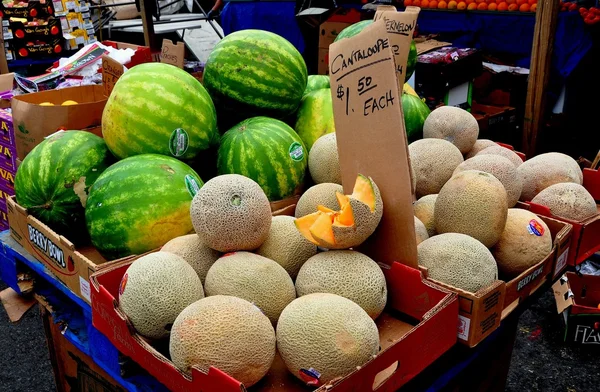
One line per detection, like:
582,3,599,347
294,174,383,249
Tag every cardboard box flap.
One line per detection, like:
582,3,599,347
563,272,600,312
553,275,574,314
328,20,417,268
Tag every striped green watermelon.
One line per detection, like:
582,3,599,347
203,30,308,129
335,20,417,80
295,88,335,151
217,117,307,201
85,154,203,259
102,62,218,161
304,75,330,96
402,93,430,142
14,131,114,243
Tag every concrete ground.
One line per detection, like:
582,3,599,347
0,278,595,392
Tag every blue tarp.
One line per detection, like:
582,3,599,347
221,4,592,79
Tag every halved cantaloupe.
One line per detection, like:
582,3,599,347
294,174,383,249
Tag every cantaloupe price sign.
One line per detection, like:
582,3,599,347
328,20,418,267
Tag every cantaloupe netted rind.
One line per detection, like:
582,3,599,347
276,293,379,384
169,295,275,387
435,170,508,248
531,183,597,222
465,139,496,159
476,145,523,168
518,153,583,201
257,216,317,279
423,106,479,154
418,233,498,293
161,234,220,284
204,252,296,324
190,174,271,252
414,216,429,245
295,250,387,319
295,183,344,218
119,252,204,340
409,138,464,198
492,209,552,279
414,194,437,237
309,133,342,184
453,154,523,207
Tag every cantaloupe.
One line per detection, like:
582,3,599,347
295,250,387,319
465,139,496,159
295,183,344,218
518,153,583,201
276,293,379,384
309,133,341,184
435,170,508,247
191,174,271,252
414,194,437,237
492,209,552,279
409,139,464,198
423,106,479,154
169,295,275,387
119,252,204,340
531,183,597,222
161,234,220,284
418,233,498,293
477,145,523,168
415,216,429,245
257,216,317,279
295,175,383,249
204,252,295,323
453,155,523,207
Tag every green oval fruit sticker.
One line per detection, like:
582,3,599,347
289,142,304,162
185,175,201,197
169,128,189,157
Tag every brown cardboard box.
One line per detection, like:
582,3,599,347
0,73,14,109
11,85,107,160
317,48,329,75
319,22,351,49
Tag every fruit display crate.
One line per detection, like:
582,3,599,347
0,230,169,392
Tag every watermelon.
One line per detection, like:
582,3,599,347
402,93,430,142
304,75,330,96
217,117,307,201
14,131,114,243
295,88,335,151
204,30,308,129
335,20,417,81
102,62,218,161
334,20,373,42
85,154,203,259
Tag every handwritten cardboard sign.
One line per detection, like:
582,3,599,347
102,55,124,97
374,5,420,88
328,20,417,267
161,39,185,69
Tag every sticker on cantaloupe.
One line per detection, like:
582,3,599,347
527,219,544,236
294,174,383,249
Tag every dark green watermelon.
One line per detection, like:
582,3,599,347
402,93,430,142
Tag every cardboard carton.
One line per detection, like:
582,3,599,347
11,84,106,160
91,257,458,392
317,47,328,75
0,73,15,109
518,200,599,268
554,272,600,345
471,102,517,141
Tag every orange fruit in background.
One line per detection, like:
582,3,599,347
448,0,458,8
405,0,413,5
528,0,536,4
421,0,430,7
530,3,536,10
497,1,508,10
519,3,530,11
438,0,448,8
457,1,467,9
488,3,497,10
508,3,518,10
413,0,421,6
516,0,527,5
487,0,496,4
477,2,488,9
466,0,475,4
476,0,485,3
467,2,477,9
506,0,516,4
429,0,438,7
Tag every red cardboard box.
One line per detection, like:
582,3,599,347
91,258,458,392
101,41,153,69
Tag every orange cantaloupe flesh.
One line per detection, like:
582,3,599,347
336,192,349,208
334,202,354,227
352,174,376,211
318,205,336,214
294,213,321,245
310,213,336,248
